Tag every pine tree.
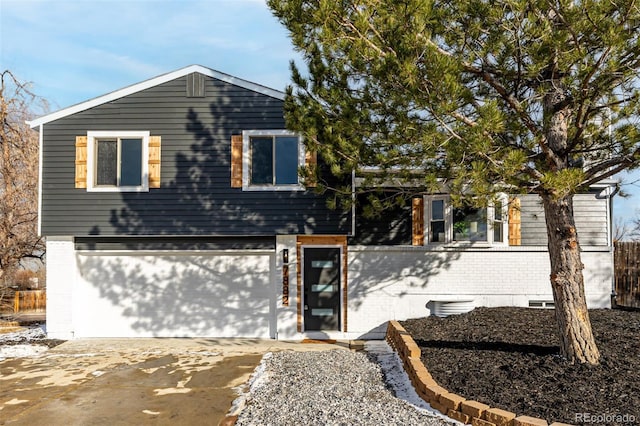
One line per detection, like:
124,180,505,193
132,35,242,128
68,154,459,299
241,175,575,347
269,0,640,364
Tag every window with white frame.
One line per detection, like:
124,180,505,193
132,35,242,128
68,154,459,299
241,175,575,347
242,130,304,190
87,131,149,192
426,195,507,245
428,196,448,243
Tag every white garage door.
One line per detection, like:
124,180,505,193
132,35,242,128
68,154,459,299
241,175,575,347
74,252,274,338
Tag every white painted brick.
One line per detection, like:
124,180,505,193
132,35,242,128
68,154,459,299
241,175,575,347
346,246,612,335
46,237,76,339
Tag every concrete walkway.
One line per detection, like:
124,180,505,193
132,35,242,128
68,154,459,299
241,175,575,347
0,338,345,425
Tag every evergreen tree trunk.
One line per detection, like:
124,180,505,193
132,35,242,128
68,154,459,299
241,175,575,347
541,193,600,364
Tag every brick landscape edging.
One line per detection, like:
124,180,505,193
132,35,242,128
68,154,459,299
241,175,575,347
385,320,574,426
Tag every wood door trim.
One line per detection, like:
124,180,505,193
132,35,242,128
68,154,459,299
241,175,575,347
296,235,348,333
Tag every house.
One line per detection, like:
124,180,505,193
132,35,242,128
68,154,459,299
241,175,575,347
29,65,614,340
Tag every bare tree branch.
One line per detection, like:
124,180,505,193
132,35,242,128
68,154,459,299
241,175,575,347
0,70,45,292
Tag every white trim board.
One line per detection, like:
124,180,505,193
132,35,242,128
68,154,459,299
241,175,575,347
27,65,285,128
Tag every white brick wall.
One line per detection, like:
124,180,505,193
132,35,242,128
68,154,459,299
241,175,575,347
46,236,612,341
345,246,612,338
45,237,77,339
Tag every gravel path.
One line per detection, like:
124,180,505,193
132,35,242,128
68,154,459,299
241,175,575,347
234,342,455,426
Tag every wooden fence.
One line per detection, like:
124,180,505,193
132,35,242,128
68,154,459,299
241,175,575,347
614,242,640,309
13,290,46,313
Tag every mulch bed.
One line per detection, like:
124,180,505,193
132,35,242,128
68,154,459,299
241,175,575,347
401,307,640,425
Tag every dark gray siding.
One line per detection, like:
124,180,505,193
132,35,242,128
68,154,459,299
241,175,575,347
348,192,609,246
74,236,275,251
520,193,609,246
41,75,350,237
350,193,412,245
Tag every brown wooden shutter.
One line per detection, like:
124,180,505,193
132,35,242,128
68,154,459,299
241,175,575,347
508,197,521,246
304,149,317,188
148,136,161,188
75,136,87,188
412,197,425,246
231,134,243,188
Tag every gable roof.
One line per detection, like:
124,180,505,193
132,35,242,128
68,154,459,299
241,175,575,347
27,65,286,128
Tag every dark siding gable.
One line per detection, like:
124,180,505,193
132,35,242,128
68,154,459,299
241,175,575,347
40,74,350,237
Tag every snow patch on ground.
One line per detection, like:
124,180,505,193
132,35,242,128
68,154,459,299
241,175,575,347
0,325,51,361
365,340,461,424
0,344,49,360
228,352,272,416
0,325,46,342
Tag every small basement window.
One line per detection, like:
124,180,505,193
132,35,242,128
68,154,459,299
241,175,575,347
529,300,555,309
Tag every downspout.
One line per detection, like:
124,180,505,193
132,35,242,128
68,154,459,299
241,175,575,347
596,182,619,308
350,169,356,237
608,183,620,307
37,124,43,237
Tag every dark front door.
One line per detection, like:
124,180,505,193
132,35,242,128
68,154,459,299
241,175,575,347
303,247,341,331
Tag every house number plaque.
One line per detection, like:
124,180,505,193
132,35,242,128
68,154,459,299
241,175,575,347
282,264,289,306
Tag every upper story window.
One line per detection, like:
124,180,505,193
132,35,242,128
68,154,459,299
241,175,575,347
87,131,150,192
426,195,507,245
242,130,305,191
95,138,142,186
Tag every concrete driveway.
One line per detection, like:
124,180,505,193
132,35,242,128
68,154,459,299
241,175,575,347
0,338,342,425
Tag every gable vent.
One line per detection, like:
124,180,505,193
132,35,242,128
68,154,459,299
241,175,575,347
186,72,205,97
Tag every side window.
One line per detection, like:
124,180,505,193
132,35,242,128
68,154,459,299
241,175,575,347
493,201,505,243
453,205,488,242
241,130,305,191
429,197,447,243
424,195,507,245
85,131,150,192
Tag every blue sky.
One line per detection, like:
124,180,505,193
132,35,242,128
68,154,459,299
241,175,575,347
0,0,300,109
1,0,639,229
